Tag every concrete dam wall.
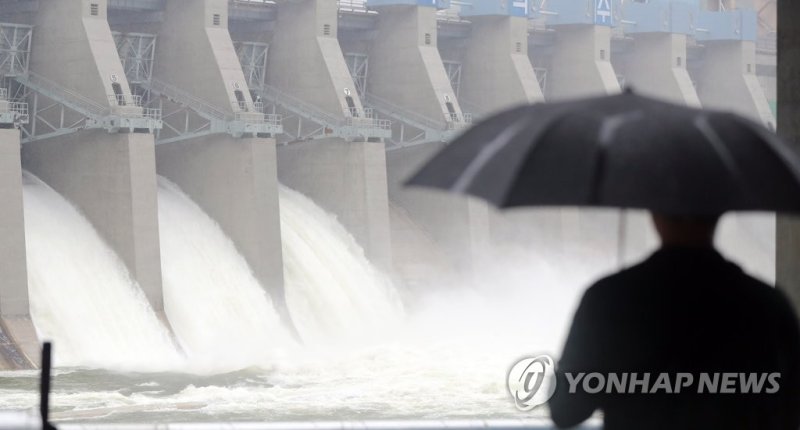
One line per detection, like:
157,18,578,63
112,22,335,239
0,0,778,369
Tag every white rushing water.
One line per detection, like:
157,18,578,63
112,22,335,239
8,178,589,422
157,178,293,369
278,185,405,344
22,173,180,370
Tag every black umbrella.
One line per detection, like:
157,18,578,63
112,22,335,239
406,91,800,216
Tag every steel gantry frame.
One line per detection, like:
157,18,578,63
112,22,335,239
364,91,471,148
235,41,269,90
0,23,31,78
139,78,283,144
442,60,462,98
253,82,391,142
0,24,158,141
230,38,390,142
113,32,156,85
344,52,369,98
534,67,548,95
0,86,28,127
0,23,31,128
11,71,161,142
113,32,282,144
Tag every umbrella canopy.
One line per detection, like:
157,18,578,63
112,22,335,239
406,91,800,216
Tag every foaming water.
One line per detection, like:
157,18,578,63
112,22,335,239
7,180,591,422
0,239,589,422
157,178,293,368
278,185,404,344
22,173,180,369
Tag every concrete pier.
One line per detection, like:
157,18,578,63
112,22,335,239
267,0,366,121
386,143,490,273
23,132,163,309
155,136,285,311
277,138,393,271
693,40,776,128
367,4,464,126
547,25,621,100
0,128,36,369
621,33,701,106
152,0,288,311
153,0,260,115
459,15,544,114
264,0,393,270
23,0,164,312
363,3,489,273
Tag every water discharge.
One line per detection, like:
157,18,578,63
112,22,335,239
157,178,293,369
278,185,405,344
12,177,600,422
22,172,180,370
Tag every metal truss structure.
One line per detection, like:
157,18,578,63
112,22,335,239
235,41,269,90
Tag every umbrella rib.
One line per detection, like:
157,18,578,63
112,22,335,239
450,117,533,193
598,111,644,146
693,115,752,200
590,111,645,204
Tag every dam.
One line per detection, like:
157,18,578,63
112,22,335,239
0,0,785,423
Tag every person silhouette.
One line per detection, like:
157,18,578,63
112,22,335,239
548,213,800,429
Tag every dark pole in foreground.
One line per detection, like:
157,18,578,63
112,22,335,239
776,0,800,315
39,342,53,430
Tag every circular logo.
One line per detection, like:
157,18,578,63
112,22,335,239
507,355,557,411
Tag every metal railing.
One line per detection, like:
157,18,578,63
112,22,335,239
108,94,162,123
338,0,369,13
146,78,229,121
0,415,604,430
365,92,448,132
144,79,281,140
258,83,345,127
10,72,161,138
233,109,282,125
140,107,161,121
0,97,29,126
437,3,464,22
346,106,361,118
108,93,144,107
234,100,249,112
257,84,390,139
363,108,392,130
233,100,283,127
446,111,473,127
11,101,29,123
16,71,109,118
346,111,392,132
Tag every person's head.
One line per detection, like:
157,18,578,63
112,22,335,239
651,213,721,248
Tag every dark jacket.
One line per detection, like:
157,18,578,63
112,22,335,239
549,246,800,429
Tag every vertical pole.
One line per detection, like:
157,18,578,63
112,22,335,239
617,209,627,268
39,342,51,429
776,0,800,313
31,92,37,136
